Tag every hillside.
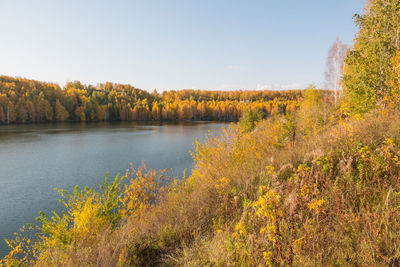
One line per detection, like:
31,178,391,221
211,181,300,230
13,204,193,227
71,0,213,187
3,88,400,266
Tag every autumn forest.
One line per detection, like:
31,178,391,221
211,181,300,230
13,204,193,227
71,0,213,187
0,76,305,124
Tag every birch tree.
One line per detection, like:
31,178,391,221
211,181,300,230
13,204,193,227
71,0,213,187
324,37,348,104
343,0,400,114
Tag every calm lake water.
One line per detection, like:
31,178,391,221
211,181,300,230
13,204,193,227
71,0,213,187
0,121,225,257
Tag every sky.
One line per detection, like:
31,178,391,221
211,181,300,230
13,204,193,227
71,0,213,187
0,0,365,91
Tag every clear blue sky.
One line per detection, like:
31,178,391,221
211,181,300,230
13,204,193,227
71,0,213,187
0,0,365,91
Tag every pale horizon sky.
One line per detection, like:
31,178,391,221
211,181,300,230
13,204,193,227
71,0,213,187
0,0,365,91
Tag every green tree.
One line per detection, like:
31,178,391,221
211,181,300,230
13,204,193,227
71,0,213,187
343,0,400,114
239,108,263,132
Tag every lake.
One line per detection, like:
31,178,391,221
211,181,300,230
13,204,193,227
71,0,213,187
0,121,225,257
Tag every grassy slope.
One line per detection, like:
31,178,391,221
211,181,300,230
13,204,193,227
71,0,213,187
121,108,400,266
3,98,400,266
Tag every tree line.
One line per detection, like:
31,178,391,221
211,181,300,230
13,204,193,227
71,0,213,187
0,76,306,124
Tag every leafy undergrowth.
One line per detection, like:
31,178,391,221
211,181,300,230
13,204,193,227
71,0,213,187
3,94,400,266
